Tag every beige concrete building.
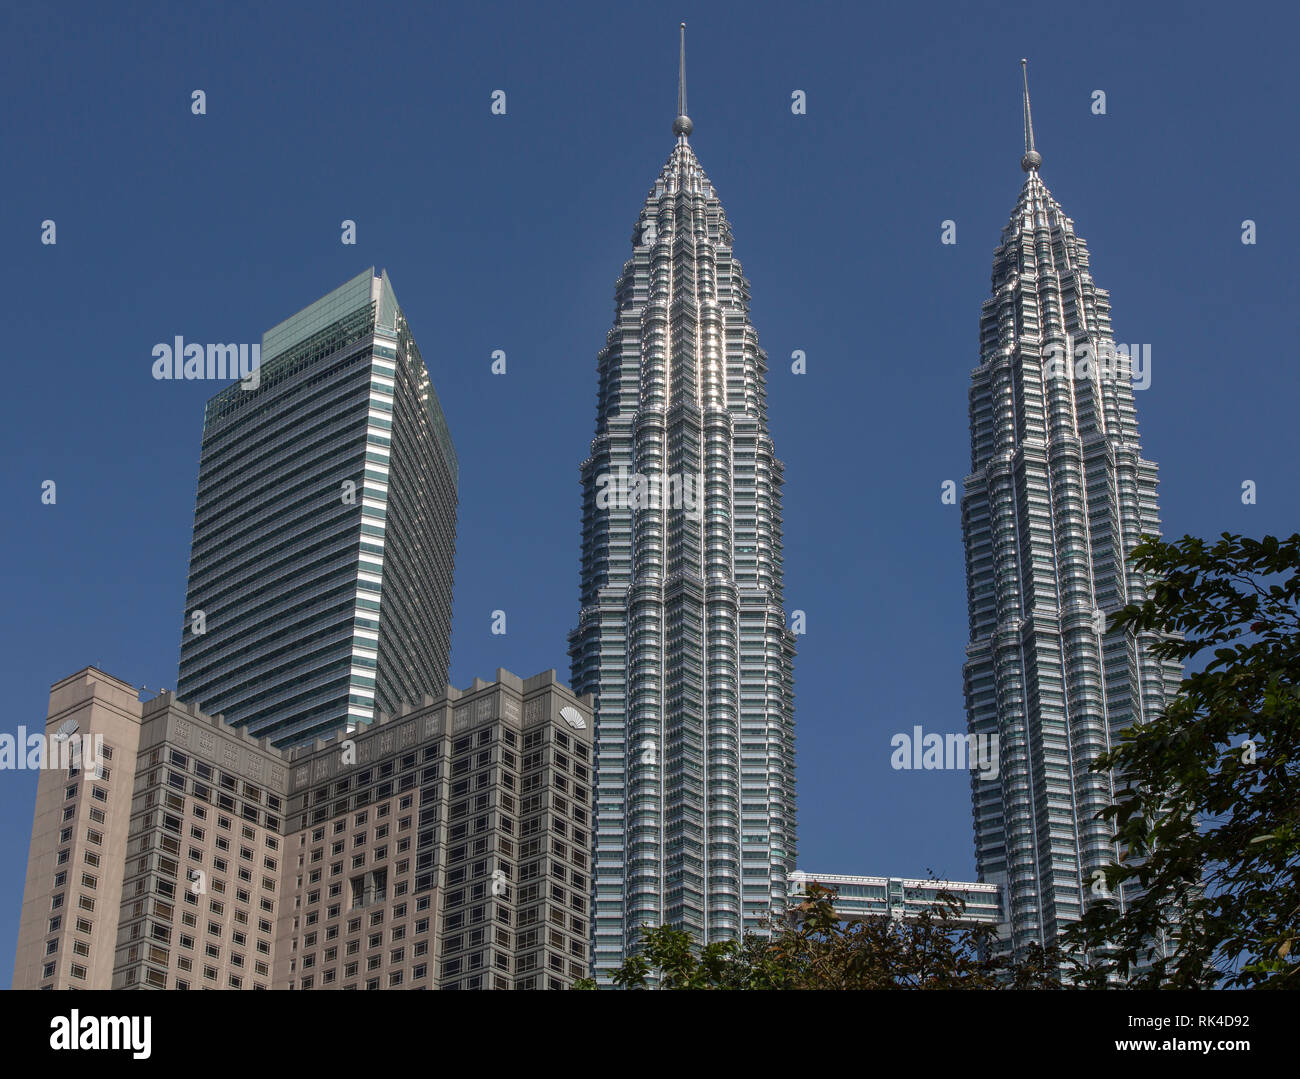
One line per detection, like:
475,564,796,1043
13,668,144,989
278,667,595,990
13,666,593,991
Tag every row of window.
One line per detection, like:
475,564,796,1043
42,758,112,987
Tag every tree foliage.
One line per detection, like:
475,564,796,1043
574,883,1065,989
1062,533,1300,988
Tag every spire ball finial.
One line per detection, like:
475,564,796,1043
673,22,692,138
1020,58,1041,172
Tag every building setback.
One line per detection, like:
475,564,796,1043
13,666,594,991
177,268,458,748
960,64,1182,959
569,26,797,978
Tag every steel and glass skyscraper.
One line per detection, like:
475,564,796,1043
569,26,797,977
960,65,1181,958
177,268,458,747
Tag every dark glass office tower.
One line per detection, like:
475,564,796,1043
961,67,1181,958
570,27,797,978
178,269,457,747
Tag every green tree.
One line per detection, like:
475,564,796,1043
575,883,1065,989
1063,533,1300,988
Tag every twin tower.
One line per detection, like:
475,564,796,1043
175,30,1176,974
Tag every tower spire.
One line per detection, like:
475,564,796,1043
1020,58,1042,172
673,22,693,139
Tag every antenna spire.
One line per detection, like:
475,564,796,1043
673,23,693,138
1020,59,1042,172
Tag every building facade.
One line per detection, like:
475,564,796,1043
787,871,1001,928
13,668,145,990
13,666,593,991
960,65,1182,958
177,268,458,747
278,667,594,990
569,27,797,979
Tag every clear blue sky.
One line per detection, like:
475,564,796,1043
1,0,1296,977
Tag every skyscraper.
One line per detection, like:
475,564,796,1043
960,64,1182,958
177,269,458,747
569,26,797,978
